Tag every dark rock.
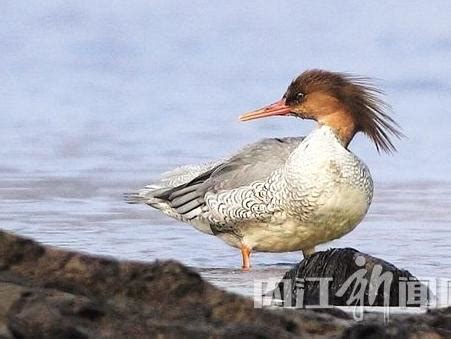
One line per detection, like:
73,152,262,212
343,307,451,338
273,248,430,308
0,230,346,338
0,231,449,338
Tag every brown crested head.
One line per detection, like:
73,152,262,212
240,69,404,153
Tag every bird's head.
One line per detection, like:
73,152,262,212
240,69,403,153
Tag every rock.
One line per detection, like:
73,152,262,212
0,230,347,338
0,230,449,338
342,307,451,338
273,248,430,308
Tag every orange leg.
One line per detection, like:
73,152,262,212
240,244,251,271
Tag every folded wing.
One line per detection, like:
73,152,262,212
151,137,304,225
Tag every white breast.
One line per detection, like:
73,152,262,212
227,126,374,252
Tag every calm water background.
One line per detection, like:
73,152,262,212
1,1,450,296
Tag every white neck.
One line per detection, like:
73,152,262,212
287,125,349,165
306,125,348,147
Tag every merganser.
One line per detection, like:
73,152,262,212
126,69,403,270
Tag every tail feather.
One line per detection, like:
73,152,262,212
125,183,214,235
124,185,172,205
123,192,147,204
125,161,218,205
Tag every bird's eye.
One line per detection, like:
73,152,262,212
296,92,305,101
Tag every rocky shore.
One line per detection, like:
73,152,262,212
0,230,450,338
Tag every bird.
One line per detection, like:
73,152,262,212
125,69,403,271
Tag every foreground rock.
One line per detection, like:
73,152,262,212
274,248,430,307
0,230,450,338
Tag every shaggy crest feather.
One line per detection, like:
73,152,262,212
285,69,404,153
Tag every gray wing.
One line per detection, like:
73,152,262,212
154,137,304,221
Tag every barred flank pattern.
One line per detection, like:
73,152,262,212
204,128,372,231
128,127,373,249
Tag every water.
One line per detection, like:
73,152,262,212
1,1,450,296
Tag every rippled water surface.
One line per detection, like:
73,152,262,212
1,1,450,296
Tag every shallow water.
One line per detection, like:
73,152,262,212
1,1,451,297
